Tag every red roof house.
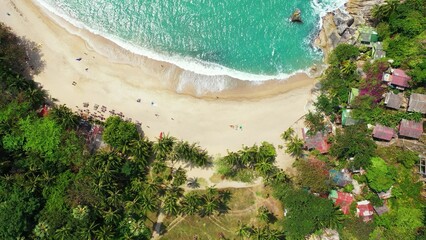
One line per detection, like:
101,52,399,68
302,129,330,154
390,69,411,89
329,190,354,215
39,104,49,117
372,125,395,141
399,119,423,139
356,200,374,222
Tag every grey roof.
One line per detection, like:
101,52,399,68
408,93,426,114
374,49,386,59
360,32,371,43
384,92,402,110
373,205,389,216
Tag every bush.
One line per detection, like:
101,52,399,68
329,44,360,66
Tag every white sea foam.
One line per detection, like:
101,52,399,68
33,0,346,84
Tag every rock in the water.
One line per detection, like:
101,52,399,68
290,8,302,22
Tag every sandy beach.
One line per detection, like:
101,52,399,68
1,0,317,172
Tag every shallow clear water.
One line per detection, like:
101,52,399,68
36,0,346,79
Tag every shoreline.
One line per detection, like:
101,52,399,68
32,0,327,84
1,0,318,172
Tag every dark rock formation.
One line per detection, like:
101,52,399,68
290,9,302,23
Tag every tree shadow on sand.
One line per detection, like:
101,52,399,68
19,36,45,77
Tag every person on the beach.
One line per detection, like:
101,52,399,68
137,98,141,103
72,81,77,86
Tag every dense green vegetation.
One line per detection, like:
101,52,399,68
0,23,225,239
1,0,425,238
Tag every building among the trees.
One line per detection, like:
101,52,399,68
372,125,395,141
341,109,358,126
356,200,374,222
348,88,359,106
383,69,411,90
329,169,352,187
329,190,354,215
358,27,379,45
398,119,423,139
372,42,386,59
383,92,403,110
302,129,330,154
408,93,426,114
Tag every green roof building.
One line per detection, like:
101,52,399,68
342,109,358,126
359,27,379,44
348,88,359,106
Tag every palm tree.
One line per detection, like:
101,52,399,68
124,196,141,215
151,160,167,175
239,145,258,168
25,87,47,108
129,138,152,167
256,206,270,224
192,148,210,167
255,160,274,178
54,226,72,240
281,127,295,141
181,192,202,215
236,221,253,239
140,192,158,214
101,207,120,224
285,136,304,159
79,221,98,240
153,134,176,160
341,60,356,76
94,225,114,240
172,167,187,186
371,0,398,21
49,104,79,130
162,194,179,216
186,177,200,188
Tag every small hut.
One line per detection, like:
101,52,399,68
399,119,423,139
384,92,402,110
302,129,330,154
372,42,386,59
390,69,411,90
356,200,374,222
329,190,354,215
408,93,426,114
372,125,395,141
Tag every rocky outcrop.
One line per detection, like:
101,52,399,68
334,9,354,35
314,0,385,62
346,0,385,25
290,9,302,22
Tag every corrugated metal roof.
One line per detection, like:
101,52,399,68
408,93,426,114
399,119,423,139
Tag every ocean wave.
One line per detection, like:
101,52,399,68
33,0,345,82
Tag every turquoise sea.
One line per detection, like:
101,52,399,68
36,0,346,80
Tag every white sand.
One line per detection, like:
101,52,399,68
1,0,316,174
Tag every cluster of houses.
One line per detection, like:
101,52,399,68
297,27,425,222
328,169,393,222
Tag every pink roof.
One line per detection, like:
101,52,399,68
335,192,354,215
357,201,374,222
40,105,49,117
372,125,395,141
399,119,423,139
302,129,330,154
390,69,411,88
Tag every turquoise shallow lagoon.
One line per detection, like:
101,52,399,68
36,0,346,80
